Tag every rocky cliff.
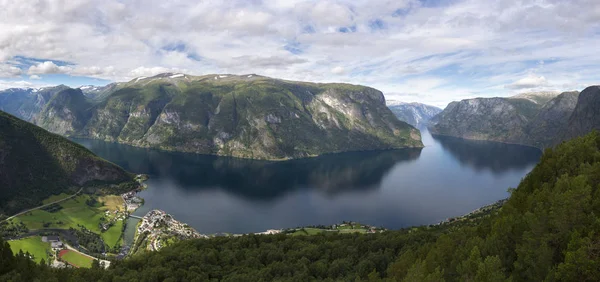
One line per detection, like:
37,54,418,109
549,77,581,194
387,101,442,128
565,86,600,139
1,74,422,160
0,110,134,215
429,97,539,144
429,90,590,148
526,91,580,147
34,88,93,135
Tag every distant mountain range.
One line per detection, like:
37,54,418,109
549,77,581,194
0,110,134,215
0,73,422,160
386,101,442,128
429,87,600,148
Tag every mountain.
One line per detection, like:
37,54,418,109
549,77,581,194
429,90,585,148
3,131,600,281
1,73,422,160
0,110,134,216
0,86,69,121
33,88,93,135
525,91,580,147
565,86,600,139
386,101,442,128
79,83,118,101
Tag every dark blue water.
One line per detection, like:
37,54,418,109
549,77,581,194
73,129,541,235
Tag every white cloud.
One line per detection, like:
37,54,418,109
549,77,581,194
331,66,345,74
0,0,598,106
29,74,41,79
27,61,71,75
0,64,22,77
505,75,548,89
128,66,190,78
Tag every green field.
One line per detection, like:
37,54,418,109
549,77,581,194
102,219,124,248
8,236,51,264
11,194,125,249
59,250,94,268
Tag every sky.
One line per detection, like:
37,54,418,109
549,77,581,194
0,0,599,108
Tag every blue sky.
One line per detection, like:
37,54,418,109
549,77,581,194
0,0,599,108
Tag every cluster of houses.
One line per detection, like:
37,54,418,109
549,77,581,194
101,209,127,231
122,191,143,212
136,210,206,252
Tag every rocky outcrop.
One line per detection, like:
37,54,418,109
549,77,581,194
1,74,422,160
387,101,442,128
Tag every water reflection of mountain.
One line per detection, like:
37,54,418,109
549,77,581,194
73,138,422,199
431,134,541,174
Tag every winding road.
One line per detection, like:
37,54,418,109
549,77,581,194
2,188,83,222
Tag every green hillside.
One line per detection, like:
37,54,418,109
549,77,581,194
0,110,134,216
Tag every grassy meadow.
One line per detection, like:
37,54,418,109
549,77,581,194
11,194,126,249
8,236,51,264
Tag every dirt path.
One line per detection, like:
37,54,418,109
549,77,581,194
2,188,83,222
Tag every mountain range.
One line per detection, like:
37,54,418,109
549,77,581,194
0,74,422,160
428,87,600,148
386,101,442,128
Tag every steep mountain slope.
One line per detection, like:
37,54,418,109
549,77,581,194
0,86,69,121
79,83,118,101
33,88,93,135
565,86,600,139
429,90,587,148
429,97,540,143
387,101,442,128
525,91,580,147
26,74,423,160
0,110,133,216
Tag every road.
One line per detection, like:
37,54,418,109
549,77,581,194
2,188,83,222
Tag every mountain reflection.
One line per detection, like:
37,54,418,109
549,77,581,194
73,138,422,199
431,134,541,174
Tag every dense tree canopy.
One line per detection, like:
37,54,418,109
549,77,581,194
2,132,600,281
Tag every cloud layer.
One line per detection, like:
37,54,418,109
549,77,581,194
0,0,599,107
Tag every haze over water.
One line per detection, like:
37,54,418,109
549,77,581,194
74,129,541,235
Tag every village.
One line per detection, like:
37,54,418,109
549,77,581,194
133,210,206,253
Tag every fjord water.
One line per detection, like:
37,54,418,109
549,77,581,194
73,129,540,236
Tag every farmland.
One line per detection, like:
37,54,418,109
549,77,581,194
8,236,51,264
10,194,126,249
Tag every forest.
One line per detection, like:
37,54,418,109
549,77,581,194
2,132,600,281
